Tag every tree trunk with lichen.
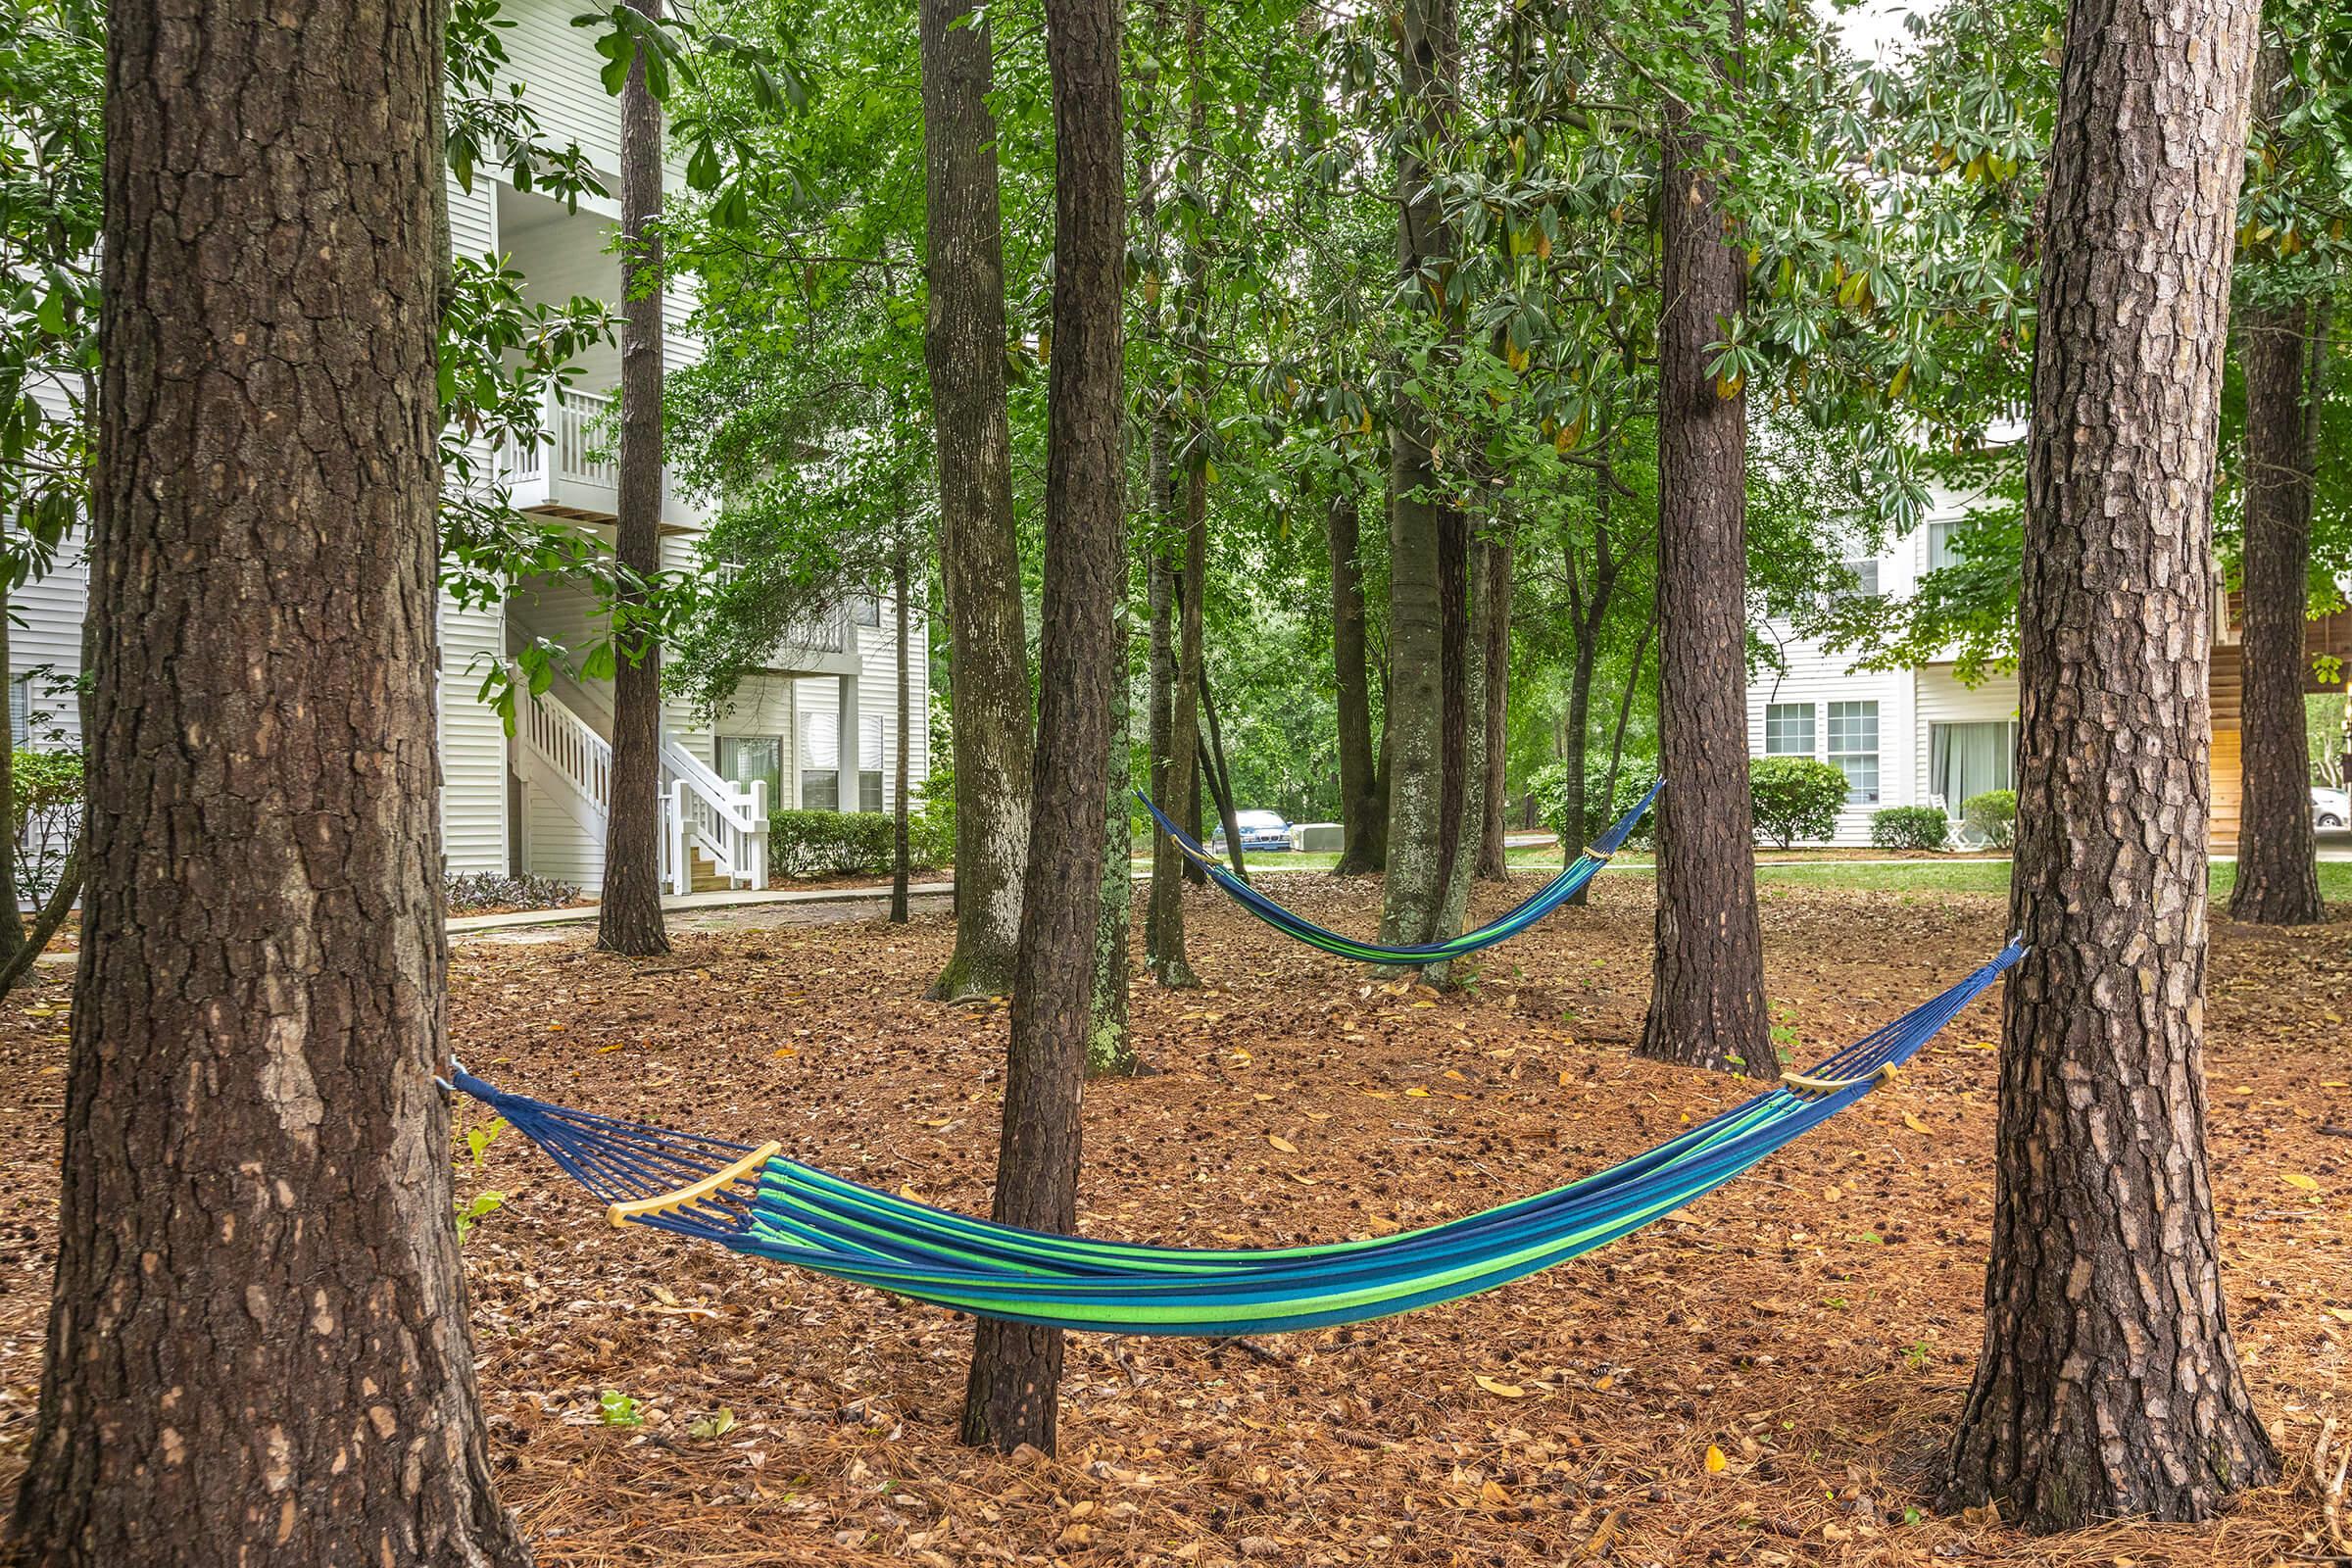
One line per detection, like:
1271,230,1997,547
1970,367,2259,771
5,0,529,1557
1938,0,2276,1528
921,0,1033,1003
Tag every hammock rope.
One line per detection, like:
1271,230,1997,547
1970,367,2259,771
1136,781,1665,965
450,939,2023,1337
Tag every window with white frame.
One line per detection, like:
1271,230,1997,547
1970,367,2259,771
848,594,880,628
1839,558,1882,599
1827,701,1880,804
858,714,884,812
1763,703,1815,757
7,676,26,749
799,709,840,811
1930,720,2016,819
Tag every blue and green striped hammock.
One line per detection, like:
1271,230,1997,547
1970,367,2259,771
449,939,2021,1337
1137,782,1663,966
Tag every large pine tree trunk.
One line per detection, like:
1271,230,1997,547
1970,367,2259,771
1475,535,1512,880
2229,296,2325,924
920,0,1035,1003
598,0,672,957
1638,65,1768,1076
1328,488,1388,875
6,0,528,1557
1939,0,2275,1526
1378,0,1467,959
960,0,1124,1453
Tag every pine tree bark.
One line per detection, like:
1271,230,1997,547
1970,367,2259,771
920,0,1034,1003
1089,617,1137,1075
1638,45,1769,1077
1378,0,1469,960
2228,294,2325,925
892,546,913,924
1476,535,1512,880
6,0,529,1557
597,0,671,957
960,0,1124,1453
1939,0,2275,1526
1328,488,1388,875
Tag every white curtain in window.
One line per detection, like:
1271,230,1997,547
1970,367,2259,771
1930,721,2015,815
800,710,839,771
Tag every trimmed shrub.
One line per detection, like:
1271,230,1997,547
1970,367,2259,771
1747,757,1849,849
1870,805,1951,852
769,809,896,877
443,871,581,914
1960,789,2017,849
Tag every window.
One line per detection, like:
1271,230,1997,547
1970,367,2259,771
858,714,884,812
799,709,840,811
1827,700,1880,804
1927,520,1961,572
848,594,880,628
1930,720,2016,819
1763,703,1815,757
716,736,783,809
1839,558,1882,599
7,676,25,749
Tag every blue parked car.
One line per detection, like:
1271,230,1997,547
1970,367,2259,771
1209,809,1294,854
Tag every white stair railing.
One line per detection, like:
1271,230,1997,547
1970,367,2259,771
511,673,768,897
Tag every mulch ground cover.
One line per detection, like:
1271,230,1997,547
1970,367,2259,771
0,874,2345,1567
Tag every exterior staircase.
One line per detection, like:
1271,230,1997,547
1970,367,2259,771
510,675,767,896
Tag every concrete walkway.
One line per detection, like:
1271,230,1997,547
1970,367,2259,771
445,879,956,937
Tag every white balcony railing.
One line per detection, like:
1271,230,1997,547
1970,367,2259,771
505,385,618,511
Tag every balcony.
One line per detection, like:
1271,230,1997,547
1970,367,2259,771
506,385,619,521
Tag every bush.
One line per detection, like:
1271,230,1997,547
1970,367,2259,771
1960,789,2017,849
1870,806,1951,852
1747,757,1849,849
443,871,581,913
769,809,896,877
11,749,83,906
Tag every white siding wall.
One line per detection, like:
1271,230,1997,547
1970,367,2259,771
439,593,511,875
11,535,87,748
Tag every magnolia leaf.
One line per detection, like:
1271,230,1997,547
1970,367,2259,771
1472,1375,1525,1399
1266,1135,1299,1153
2280,1173,2321,1193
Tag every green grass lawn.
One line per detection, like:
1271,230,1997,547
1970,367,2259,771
1173,850,2352,903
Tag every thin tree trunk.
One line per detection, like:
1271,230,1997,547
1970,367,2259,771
1090,614,1137,1075
1638,24,1768,1077
892,546,912,923
0,841,76,998
0,585,21,967
1138,18,1195,982
1329,487,1387,874
2228,283,2324,922
1939,0,2274,1526
921,0,1034,1002
1598,605,1655,822
1475,535,1512,880
1145,445,1199,984
7,0,528,1552
597,0,671,956
1377,0,1463,958
1200,663,1247,881
960,0,1124,1454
